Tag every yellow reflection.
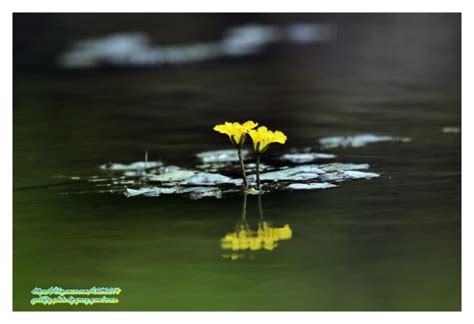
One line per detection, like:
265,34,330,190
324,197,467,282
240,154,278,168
221,193,292,260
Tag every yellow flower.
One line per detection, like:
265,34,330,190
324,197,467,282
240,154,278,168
248,126,287,154
213,121,258,147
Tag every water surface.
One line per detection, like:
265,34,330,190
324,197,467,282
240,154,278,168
13,13,461,311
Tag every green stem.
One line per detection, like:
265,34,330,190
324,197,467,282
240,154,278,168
238,148,248,189
256,154,261,190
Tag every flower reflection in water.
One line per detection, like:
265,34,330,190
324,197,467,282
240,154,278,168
221,193,292,260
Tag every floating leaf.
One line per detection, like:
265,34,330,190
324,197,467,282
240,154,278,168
248,165,323,182
183,172,241,186
196,162,273,174
100,161,162,171
180,187,223,200
124,186,222,200
195,162,232,172
248,163,372,182
244,187,261,195
318,163,370,172
147,169,196,182
125,186,164,197
147,167,242,186
280,152,336,163
196,149,250,163
247,163,378,186
287,182,337,190
318,170,380,182
344,170,380,179
319,134,411,149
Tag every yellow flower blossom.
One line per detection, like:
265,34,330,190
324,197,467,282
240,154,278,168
213,121,258,147
248,126,287,154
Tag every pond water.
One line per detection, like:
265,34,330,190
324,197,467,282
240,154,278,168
13,14,461,310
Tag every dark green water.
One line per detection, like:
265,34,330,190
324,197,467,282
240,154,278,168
13,14,461,311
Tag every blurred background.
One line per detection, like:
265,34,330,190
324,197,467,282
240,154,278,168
13,14,461,311
13,14,461,164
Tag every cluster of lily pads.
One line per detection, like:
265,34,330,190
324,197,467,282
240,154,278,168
97,154,377,199
83,126,401,200
58,119,465,200
59,119,417,199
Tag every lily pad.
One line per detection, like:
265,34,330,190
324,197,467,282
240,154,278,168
319,134,411,149
196,149,250,163
196,161,272,173
146,167,242,186
182,172,242,186
287,182,337,190
100,161,162,171
280,152,336,163
247,163,373,183
318,170,380,182
248,165,323,182
319,163,370,172
180,187,223,200
147,169,196,182
125,186,164,197
125,186,222,200
195,162,231,172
